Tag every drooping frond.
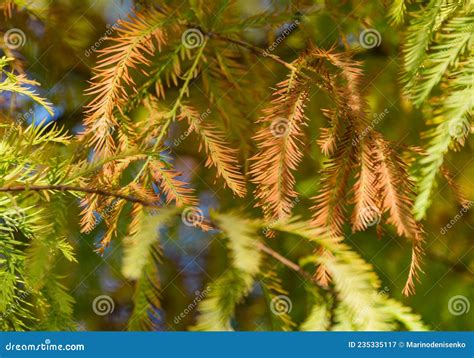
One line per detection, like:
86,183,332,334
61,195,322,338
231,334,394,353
179,105,246,197
123,208,176,330
399,1,473,219
36,276,76,331
148,159,197,207
26,235,76,290
402,238,424,296
351,140,381,232
311,127,356,236
0,57,54,115
307,49,368,237
401,0,461,87
259,267,296,331
193,212,261,331
192,268,254,331
82,9,168,158
381,298,428,331
122,207,175,280
212,212,262,275
127,249,164,331
387,0,407,25
0,199,58,331
370,136,425,295
407,12,473,106
271,218,427,330
315,245,391,330
300,287,331,331
374,136,419,239
0,205,36,331
298,51,426,294
78,195,100,234
413,59,473,219
251,71,309,222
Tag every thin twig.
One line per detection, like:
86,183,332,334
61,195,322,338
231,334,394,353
256,241,331,290
0,184,156,206
425,249,473,278
208,31,298,72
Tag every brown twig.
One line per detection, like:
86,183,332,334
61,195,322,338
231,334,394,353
425,249,473,278
256,241,333,291
0,184,156,206
207,31,298,72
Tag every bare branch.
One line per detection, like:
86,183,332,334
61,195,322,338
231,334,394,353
0,184,157,206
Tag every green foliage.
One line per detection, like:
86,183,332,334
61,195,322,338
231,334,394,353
190,214,426,331
0,57,54,115
123,208,176,330
399,0,473,219
300,287,331,331
193,268,254,331
122,208,175,280
260,267,296,331
193,212,261,331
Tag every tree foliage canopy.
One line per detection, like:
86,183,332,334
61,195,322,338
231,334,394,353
0,0,472,331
